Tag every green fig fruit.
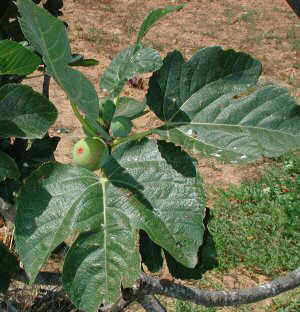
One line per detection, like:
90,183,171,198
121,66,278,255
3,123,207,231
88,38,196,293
72,137,107,171
111,116,132,138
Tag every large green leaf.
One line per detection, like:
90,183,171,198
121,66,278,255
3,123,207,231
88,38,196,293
0,150,20,181
147,47,300,162
17,0,99,118
15,161,140,310
15,138,205,310
0,39,41,75
154,84,300,163
147,47,262,122
102,139,206,269
15,163,102,282
99,44,162,98
63,138,205,311
0,83,57,138
136,5,184,44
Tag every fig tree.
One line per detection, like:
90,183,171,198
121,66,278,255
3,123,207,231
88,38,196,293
72,137,107,171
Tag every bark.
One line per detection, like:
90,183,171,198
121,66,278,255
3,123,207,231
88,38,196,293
137,295,167,312
138,268,300,307
42,73,51,99
13,268,299,311
98,297,133,312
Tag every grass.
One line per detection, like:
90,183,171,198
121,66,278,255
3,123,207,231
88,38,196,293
286,26,300,51
208,153,300,276
176,300,216,312
175,151,300,311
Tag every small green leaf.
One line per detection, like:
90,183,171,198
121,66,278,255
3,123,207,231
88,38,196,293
99,97,116,126
99,45,162,98
0,150,20,181
114,97,146,120
0,83,57,138
0,39,41,75
111,116,132,138
136,5,184,44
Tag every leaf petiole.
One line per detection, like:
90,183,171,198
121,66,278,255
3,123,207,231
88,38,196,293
70,101,98,137
111,129,152,148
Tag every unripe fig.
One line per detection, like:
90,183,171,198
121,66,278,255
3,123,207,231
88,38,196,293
72,137,107,171
111,116,132,138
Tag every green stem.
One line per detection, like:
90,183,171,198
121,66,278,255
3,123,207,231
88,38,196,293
70,101,97,137
111,130,152,148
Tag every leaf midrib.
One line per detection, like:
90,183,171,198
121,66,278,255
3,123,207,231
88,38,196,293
100,176,109,299
31,10,67,92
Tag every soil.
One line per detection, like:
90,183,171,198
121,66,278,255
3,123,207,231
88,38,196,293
1,0,299,311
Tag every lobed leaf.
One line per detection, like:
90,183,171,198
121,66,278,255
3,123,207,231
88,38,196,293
0,83,57,138
15,138,206,310
17,0,99,118
0,39,41,75
15,162,141,309
102,138,206,269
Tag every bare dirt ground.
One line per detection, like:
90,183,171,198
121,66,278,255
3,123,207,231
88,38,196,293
1,0,299,311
